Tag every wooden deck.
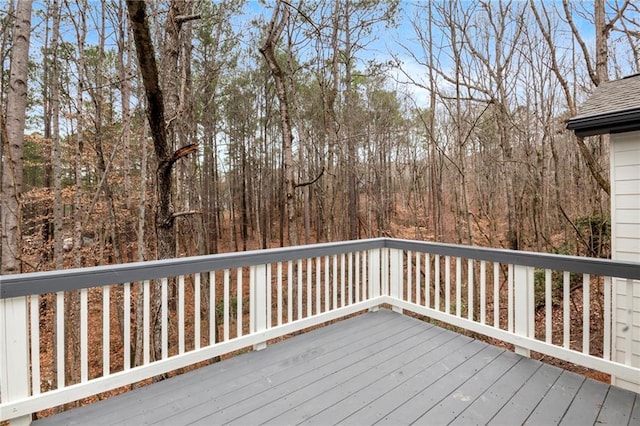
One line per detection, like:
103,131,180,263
33,309,639,425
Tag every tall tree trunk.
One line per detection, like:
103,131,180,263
135,101,149,366
594,0,608,86
41,2,53,250
47,0,63,395
128,0,172,260
322,0,341,243
51,0,62,270
259,0,298,246
344,1,358,241
427,0,441,241
90,2,122,264
67,0,87,387
71,0,86,269
1,0,31,275
127,0,198,362
118,0,132,211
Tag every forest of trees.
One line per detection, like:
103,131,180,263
2,0,639,276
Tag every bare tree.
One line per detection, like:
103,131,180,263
259,0,298,246
49,0,62,269
127,0,198,361
127,0,198,259
1,0,32,274
531,0,625,196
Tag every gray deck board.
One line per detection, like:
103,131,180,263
32,309,639,426
203,318,427,425
252,325,450,424
222,321,432,425
301,331,470,425
145,311,419,425
448,357,542,425
560,378,610,425
630,392,640,425
265,327,476,424
488,362,563,425
415,350,520,424
41,310,390,425
524,370,585,425
596,386,638,425
376,344,505,424
339,338,486,425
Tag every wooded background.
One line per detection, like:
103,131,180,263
2,0,639,275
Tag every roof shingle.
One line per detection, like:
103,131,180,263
573,73,640,120
566,73,640,136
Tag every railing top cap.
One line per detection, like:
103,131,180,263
1,238,639,299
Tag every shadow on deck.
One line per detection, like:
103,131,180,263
34,309,639,425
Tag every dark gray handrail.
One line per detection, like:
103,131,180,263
386,239,640,280
0,239,386,298
1,237,639,299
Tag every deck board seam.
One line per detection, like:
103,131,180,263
408,345,508,425
340,338,486,424
521,366,569,424
299,328,466,425
377,343,502,424
477,360,543,425
413,349,524,425
138,313,415,424
628,394,640,426
450,353,524,424
595,385,612,424
333,334,475,424
211,321,434,424
540,371,585,426
259,327,454,424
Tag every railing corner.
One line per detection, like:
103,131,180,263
0,296,32,425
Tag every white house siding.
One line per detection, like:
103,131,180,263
610,130,640,392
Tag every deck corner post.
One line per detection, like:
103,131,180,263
514,265,532,357
390,248,403,314
251,264,268,351
368,249,381,312
0,296,32,425
381,247,390,296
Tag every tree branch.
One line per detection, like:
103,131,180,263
166,143,199,168
172,210,202,219
278,0,320,36
530,0,577,114
557,202,591,253
175,14,201,24
605,0,630,32
562,0,598,86
295,167,325,188
126,0,168,160
575,135,610,195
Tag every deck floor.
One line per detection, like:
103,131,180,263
34,309,639,425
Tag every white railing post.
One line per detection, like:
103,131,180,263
0,296,32,425
390,248,403,313
368,249,381,312
251,264,268,351
514,265,532,357
382,248,389,296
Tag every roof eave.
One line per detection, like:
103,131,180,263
566,108,640,137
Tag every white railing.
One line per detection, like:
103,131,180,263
384,239,639,386
1,238,639,424
0,240,385,424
